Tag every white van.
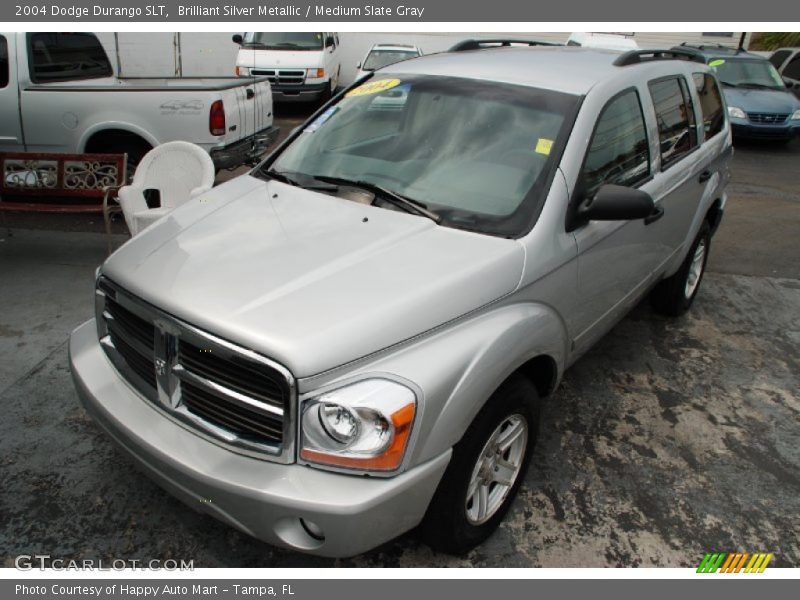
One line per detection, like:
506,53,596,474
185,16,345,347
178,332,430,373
234,32,342,103
567,33,639,51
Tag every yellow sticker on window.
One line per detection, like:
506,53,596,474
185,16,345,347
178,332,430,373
709,59,726,67
535,138,554,155
346,78,402,97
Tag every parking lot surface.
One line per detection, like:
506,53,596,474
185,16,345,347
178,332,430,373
1,107,798,567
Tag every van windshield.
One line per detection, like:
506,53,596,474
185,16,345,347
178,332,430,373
243,32,324,50
710,58,786,89
363,50,419,71
262,74,580,237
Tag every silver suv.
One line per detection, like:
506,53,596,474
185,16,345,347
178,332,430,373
70,46,732,557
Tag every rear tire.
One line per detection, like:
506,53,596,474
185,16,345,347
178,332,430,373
420,375,540,555
89,138,152,183
651,221,711,317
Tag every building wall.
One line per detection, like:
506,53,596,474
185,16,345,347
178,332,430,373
96,31,751,87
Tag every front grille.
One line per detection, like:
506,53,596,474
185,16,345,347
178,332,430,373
252,68,306,86
182,382,284,444
747,112,789,124
96,278,294,461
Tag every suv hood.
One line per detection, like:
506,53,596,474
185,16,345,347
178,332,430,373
102,175,524,377
724,87,800,114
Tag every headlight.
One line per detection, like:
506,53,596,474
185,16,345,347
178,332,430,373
235,66,249,77
728,106,746,119
300,379,416,472
791,109,800,121
307,68,325,78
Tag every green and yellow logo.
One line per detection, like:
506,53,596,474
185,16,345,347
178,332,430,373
697,552,774,573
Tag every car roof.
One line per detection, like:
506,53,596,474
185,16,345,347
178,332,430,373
381,46,705,96
369,44,420,52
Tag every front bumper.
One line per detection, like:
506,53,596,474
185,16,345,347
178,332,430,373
730,119,799,140
210,125,280,170
69,319,450,558
271,81,329,103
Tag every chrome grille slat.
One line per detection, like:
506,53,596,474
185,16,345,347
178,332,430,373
104,313,154,359
173,365,283,417
106,331,157,388
95,277,295,462
105,297,155,350
178,341,284,407
182,382,283,442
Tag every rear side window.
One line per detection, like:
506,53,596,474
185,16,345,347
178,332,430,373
27,33,112,83
649,77,698,168
692,73,725,140
0,36,8,88
581,89,650,197
784,55,800,80
769,50,791,69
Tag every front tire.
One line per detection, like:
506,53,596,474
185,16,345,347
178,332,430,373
420,375,540,554
651,221,711,316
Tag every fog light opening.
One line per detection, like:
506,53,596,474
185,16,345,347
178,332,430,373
300,518,325,541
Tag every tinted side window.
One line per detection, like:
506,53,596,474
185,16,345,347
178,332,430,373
582,89,650,197
649,77,697,168
692,73,725,140
769,50,791,69
0,36,8,88
784,55,800,80
28,33,112,83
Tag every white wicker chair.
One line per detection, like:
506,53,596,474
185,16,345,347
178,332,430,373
118,141,215,236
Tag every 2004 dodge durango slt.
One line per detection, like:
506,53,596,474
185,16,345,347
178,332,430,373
70,46,732,557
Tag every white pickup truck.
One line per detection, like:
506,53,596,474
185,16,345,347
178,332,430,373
0,32,277,169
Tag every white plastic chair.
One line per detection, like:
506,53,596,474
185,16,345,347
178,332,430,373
118,141,215,236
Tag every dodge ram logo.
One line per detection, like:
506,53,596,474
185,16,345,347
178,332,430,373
155,358,167,376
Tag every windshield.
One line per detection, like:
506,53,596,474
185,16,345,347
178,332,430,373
27,33,112,83
262,74,579,237
243,32,324,50
363,49,419,71
709,58,786,89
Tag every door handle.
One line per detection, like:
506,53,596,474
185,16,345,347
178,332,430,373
698,169,712,183
246,88,255,99
644,204,665,226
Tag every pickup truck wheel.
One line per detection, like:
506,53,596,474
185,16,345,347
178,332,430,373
91,139,151,183
651,221,711,317
420,375,539,554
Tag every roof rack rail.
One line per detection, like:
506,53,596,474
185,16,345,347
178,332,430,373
448,38,562,52
614,48,706,66
675,42,740,52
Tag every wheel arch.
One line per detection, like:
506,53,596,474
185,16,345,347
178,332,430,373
80,124,157,154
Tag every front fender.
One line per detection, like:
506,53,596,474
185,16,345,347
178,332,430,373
299,302,568,468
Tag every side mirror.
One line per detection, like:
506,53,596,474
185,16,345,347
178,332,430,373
232,34,243,45
325,36,335,48
578,184,655,223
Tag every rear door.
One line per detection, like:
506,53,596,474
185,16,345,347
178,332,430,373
0,34,24,150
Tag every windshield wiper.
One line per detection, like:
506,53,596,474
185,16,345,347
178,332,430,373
311,175,442,224
737,82,781,90
720,80,738,87
260,168,337,191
